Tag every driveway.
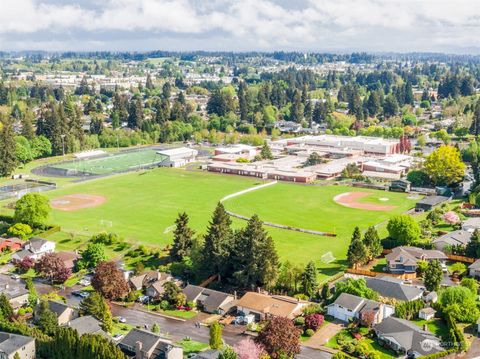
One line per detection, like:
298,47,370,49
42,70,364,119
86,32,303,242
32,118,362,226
303,320,345,349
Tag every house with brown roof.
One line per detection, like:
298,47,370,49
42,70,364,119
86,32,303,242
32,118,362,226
386,246,447,275
236,292,310,321
129,271,171,292
183,285,235,314
0,238,23,252
56,251,79,271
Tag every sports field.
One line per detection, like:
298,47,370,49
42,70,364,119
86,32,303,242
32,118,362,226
51,149,167,175
0,169,418,281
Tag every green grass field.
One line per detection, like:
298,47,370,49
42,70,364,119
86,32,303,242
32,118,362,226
0,168,418,281
51,149,166,175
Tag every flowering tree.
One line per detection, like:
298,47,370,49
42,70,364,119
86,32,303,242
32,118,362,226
305,313,324,331
234,338,265,359
13,257,34,272
443,211,460,225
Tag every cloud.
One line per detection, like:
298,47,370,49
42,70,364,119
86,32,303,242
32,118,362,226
0,0,479,52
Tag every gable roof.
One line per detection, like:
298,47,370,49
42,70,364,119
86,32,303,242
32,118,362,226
119,328,179,357
68,315,105,336
416,196,449,206
56,251,79,268
0,332,34,355
26,237,50,252
183,285,234,313
433,230,471,247
236,292,308,318
365,276,424,301
386,246,447,265
374,317,443,356
48,300,72,317
330,293,382,315
469,258,480,270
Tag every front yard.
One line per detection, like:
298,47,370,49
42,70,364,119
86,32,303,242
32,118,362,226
176,338,209,355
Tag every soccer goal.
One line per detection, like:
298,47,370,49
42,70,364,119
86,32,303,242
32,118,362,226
321,251,336,264
163,225,176,234
100,219,113,228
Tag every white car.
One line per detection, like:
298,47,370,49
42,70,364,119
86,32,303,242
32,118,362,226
118,317,127,323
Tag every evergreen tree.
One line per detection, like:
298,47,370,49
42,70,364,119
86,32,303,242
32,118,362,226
202,203,233,280
0,294,13,319
80,291,113,333
383,94,399,118
145,74,155,90
363,226,382,261
321,283,331,300
301,261,318,298
347,227,368,268
260,142,273,160
209,321,223,349
21,111,35,140
424,259,443,292
312,102,322,123
170,212,195,261
238,81,248,123
290,89,303,123
0,117,18,176
127,97,143,129
470,99,480,136
36,301,59,335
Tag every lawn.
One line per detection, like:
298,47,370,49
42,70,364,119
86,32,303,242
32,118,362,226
411,319,450,340
176,338,209,355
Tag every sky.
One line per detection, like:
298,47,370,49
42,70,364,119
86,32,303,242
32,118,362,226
0,0,479,54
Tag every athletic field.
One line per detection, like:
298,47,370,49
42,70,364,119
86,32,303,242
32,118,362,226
51,149,167,175
0,169,418,281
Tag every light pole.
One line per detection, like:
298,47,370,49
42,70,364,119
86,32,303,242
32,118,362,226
61,134,66,157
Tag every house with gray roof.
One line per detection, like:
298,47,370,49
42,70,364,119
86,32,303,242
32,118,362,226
37,301,78,326
462,217,480,233
373,317,443,357
365,276,424,302
11,237,55,262
0,279,29,309
183,285,234,314
386,247,447,274
327,293,394,324
432,230,472,251
469,259,480,278
118,328,182,359
67,315,106,336
0,331,35,359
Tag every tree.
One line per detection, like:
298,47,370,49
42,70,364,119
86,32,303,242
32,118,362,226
439,286,480,323
80,291,113,332
387,215,421,245
220,347,239,359
14,193,51,228
7,223,32,239
424,260,443,292
34,253,71,283
255,316,301,359
238,81,248,123
25,277,38,307
383,94,399,118
334,278,379,300
170,212,195,261
321,283,331,300
450,262,466,276
460,277,478,295
0,294,13,319
347,227,368,268
202,203,233,280
0,118,18,176
300,261,318,298
151,323,160,333
92,261,129,300
209,321,223,349
78,242,107,269
303,152,324,167
36,300,59,335
470,99,480,136
305,313,324,331
363,226,382,261
424,145,465,186
162,281,186,306
260,142,273,160
234,338,265,359
232,215,279,289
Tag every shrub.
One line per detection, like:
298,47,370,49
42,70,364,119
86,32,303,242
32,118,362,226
304,329,315,337
7,223,32,239
305,313,324,331
160,300,170,310
407,170,431,187
294,317,305,326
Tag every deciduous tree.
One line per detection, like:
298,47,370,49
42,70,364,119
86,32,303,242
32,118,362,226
34,253,71,283
255,317,301,359
14,193,51,228
424,145,465,186
92,261,129,300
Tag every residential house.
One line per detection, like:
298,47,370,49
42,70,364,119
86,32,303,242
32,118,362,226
191,349,221,359
145,276,177,300
0,280,29,309
327,293,394,324
0,238,22,252
419,307,436,321
118,329,182,359
415,196,450,212
469,259,480,278
56,251,79,271
236,292,310,321
11,237,55,262
0,332,35,359
432,230,471,251
462,217,480,233
183,285,235,314
374,317,443,357
129,271,171,292
365,276,424,302
41,301,78,326
67,315,106,336
385,247,447,275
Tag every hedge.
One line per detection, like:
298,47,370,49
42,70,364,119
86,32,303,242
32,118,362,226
419,348,457,359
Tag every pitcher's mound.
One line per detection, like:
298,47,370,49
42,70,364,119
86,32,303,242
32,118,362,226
334,192,397,211
52,194,106,211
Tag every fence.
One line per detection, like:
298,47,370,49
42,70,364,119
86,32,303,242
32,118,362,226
346,268,417,280
446,254,475,263
0,180,56,201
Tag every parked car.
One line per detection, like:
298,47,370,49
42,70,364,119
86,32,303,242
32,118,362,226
79,278,91,286
137,295,149,304
112,334,124,341
118,317,127,323
10,274,20,280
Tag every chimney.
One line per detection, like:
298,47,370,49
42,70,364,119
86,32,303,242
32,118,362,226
135,341,143,359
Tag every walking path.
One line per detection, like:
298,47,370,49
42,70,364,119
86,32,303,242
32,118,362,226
221,181,336,237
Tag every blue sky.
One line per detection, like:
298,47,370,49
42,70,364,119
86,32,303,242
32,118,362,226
0,0,479,53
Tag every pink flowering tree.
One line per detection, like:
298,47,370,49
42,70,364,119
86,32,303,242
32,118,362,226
234,338,266,359
443,211,460,225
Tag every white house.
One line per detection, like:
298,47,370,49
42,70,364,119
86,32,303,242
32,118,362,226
156,147,198,167
419,307,436,321
11,237,55,262
327,293,394,324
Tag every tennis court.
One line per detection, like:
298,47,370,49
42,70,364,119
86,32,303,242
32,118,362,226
49,149,167,176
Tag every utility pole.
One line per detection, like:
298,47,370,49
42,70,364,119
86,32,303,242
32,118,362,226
61,134,66,156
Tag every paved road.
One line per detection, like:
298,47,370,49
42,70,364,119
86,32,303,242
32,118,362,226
110,305,331,358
